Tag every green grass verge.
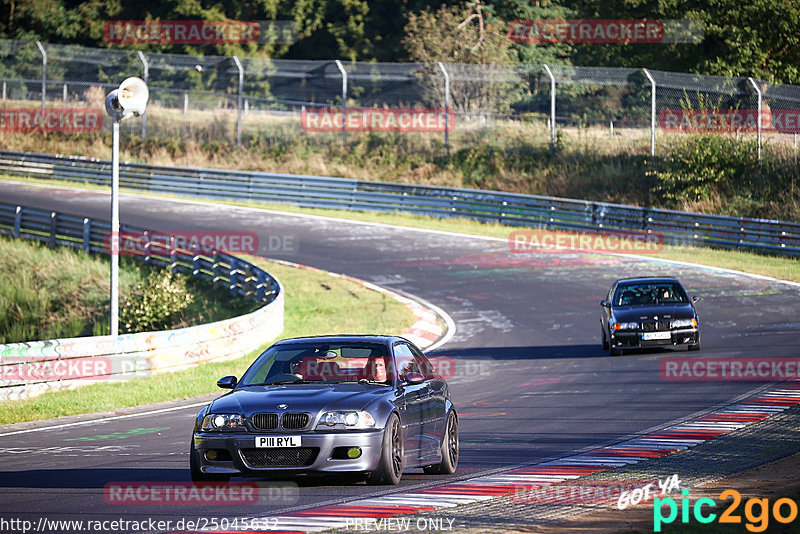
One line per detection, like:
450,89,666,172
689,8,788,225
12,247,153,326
3,173,799,283
0,256,416,425
0,235,259,343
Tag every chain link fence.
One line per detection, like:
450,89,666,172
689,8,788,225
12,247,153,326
1,38,799,157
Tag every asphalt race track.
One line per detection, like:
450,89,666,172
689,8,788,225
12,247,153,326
2,181,800,531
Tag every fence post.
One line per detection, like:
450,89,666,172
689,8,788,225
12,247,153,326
35,41,46,119
747,77,762,162
232,55,244,147
542,64,556,153
137,51,149,139
334,60,347,144
642,68,656,157
438,62,450,148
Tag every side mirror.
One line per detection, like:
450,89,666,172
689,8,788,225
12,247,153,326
692,296,702,303
600,300,610,308
404,372,425,385
217,375,237,389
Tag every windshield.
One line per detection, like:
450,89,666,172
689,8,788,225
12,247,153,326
613,282,689,307
238,342,391,386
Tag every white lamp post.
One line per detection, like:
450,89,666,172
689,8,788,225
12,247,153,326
105,77,149,336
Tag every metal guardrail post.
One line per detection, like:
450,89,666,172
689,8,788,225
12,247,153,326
82,218,91,253
438,62,450,148
137,51,149,139
233,56,244,147
229,257,239,297
143,230,151,264
35,41,46,119
335,60,347,144
13,206,22,238
49,212,57,247
169,235,177,274
747,77,762,162
257,271,266,301
542,65,556,154
192,245,200,276
643,68,656,157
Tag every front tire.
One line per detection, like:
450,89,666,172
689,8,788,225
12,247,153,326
601,328,609,350
190,442,230,483
424,411,458,475
367,413,403,485
610,347,622,356
688,343,700,351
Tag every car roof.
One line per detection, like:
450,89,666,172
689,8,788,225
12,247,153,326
613,276,681,286
272,334,405,346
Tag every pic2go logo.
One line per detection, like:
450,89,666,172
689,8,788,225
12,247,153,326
654,489,799,532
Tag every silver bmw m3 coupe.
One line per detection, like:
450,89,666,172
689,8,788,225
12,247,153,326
190,335,458,485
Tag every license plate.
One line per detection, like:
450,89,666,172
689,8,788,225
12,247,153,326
255,436,301,448
642,331,671,341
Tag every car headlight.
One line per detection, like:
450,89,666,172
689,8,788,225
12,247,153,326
671,318,698,328
201,413,246,431
316,411,376,430
613,321,639,330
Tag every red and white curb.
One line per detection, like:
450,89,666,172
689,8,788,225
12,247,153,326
267,258,453,351
177,380,800,533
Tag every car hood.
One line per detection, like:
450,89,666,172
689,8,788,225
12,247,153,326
209,383,390,415
612,303,695,322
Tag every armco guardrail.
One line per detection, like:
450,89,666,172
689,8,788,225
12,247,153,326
0,202,283,401
0,150,798,256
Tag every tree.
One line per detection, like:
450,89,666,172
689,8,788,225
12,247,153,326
487,0,576,65
403,1,524,114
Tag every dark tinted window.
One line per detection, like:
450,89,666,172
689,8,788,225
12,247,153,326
393,343,426,381
613,282,689,306
240,342,390,385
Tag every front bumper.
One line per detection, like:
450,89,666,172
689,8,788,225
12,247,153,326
193,429,385,477
611,328,699,349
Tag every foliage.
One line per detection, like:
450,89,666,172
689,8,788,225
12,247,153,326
120,269,194,333
2,0,799,84
403,2,524,113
